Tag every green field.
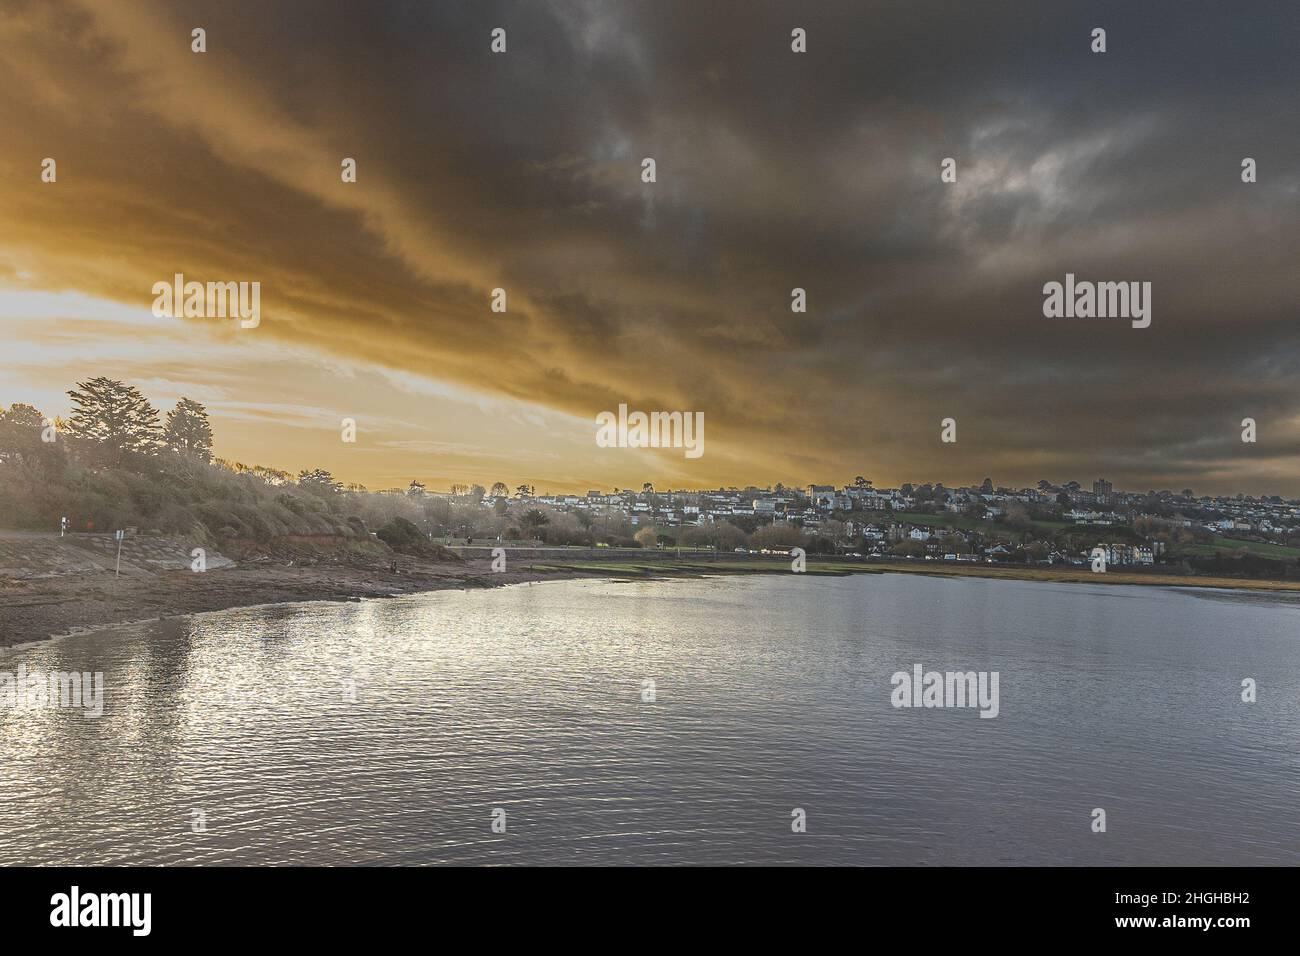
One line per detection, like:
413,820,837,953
532,556,1300,591
534,559,868,577
1182,537,1300,561
889,514,1300,561
891,511,1072,534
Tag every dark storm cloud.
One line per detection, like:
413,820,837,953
2,0,1297,491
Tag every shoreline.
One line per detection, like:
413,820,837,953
0,557,593,650
532,555,1300,592
6,552,1299,649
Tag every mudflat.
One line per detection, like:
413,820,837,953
0,532,584,647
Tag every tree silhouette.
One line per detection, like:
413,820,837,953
0,403,48,465
163,397,214,462
65,378,161,464
298,468,342,496
520,508,549,538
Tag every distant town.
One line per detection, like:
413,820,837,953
413,476,1300,573
4,382,1299,580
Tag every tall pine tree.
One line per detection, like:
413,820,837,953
65,378,162,465
163,397,214,462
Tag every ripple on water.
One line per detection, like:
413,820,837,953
1,575,1297,865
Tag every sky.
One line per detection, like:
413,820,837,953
1,0,1297,495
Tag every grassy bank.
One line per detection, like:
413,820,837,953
532,556,1300,591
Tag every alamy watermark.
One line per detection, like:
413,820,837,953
1042,273,1150,328
1,664,104,718
596,403,704,459
152,273,260,328
890,663,999,718
50,886,150,936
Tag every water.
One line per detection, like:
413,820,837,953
1,573,1297,865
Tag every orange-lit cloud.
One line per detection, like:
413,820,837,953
2,0,1298,494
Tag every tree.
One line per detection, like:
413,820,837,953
298,468,342,496
489,482,509,498
634,527,658,548
821,518,850,547
854,476,872,488
939,532,971,554
65,378,161,464
1025,541,1050,561
253,465,293,486
406,480,426,497
515,484,534,498
682,521,748,551
0,403,47,464
375,516,427,552
0,403,43,429
520,508,549,538
424,497,452,530
469,484,486,502
449,483,469,497
163,397,214,462
538,510,589,546
1003,503,1033,531
752,522,807,549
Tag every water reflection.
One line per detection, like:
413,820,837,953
1,575,1297,865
